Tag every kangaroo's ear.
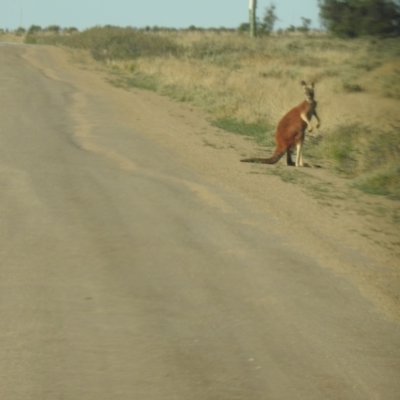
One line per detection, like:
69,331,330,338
311,82,315,89
301,81,307,87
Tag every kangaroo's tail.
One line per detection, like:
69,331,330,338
241,151,284,164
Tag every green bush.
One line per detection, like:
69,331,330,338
24,35,38,44
27,24,42,35
212,118,275,145
319,0,400,38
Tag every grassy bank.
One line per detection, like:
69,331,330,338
29,27,400,199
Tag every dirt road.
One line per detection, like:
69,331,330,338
0,43,399,399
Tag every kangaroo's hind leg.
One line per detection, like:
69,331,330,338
295,141,304,167
286,150,295,166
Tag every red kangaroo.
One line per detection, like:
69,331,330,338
241,81,320,167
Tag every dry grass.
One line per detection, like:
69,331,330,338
0,32,24,43
105,34,400,130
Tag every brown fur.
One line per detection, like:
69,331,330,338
241,81,320,167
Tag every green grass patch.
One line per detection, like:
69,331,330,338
23,34,37,44
107,71,160,92
272,169,302,183
265,166,312,185
382,70,400,99
313,124,361,175
312,123,400,198
249,165,308,185
125,74,159,91
211,117,274,145
355,165,400,200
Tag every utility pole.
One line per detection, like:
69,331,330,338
249,0,257,38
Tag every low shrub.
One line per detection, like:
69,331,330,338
37,26,181,60
314,123,400,197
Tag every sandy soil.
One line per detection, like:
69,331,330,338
24,45,400,323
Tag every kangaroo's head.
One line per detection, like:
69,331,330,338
301,81,315,102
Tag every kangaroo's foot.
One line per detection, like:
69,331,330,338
286,151,295,166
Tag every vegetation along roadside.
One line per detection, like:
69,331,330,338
1,1,394,202
25,25,399,201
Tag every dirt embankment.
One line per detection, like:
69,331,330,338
23,45,400,323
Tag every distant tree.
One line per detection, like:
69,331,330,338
262,3,278,34
298,17,312,33
238,22,250,33
318,0,400,37
64,27,79,34
15,27,26,36
27,25,42,35
45,25,61,34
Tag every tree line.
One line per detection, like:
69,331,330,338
5,1,400,39
244,0,400,37
319,0,400,37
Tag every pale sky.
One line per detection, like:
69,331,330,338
1,1,321,31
